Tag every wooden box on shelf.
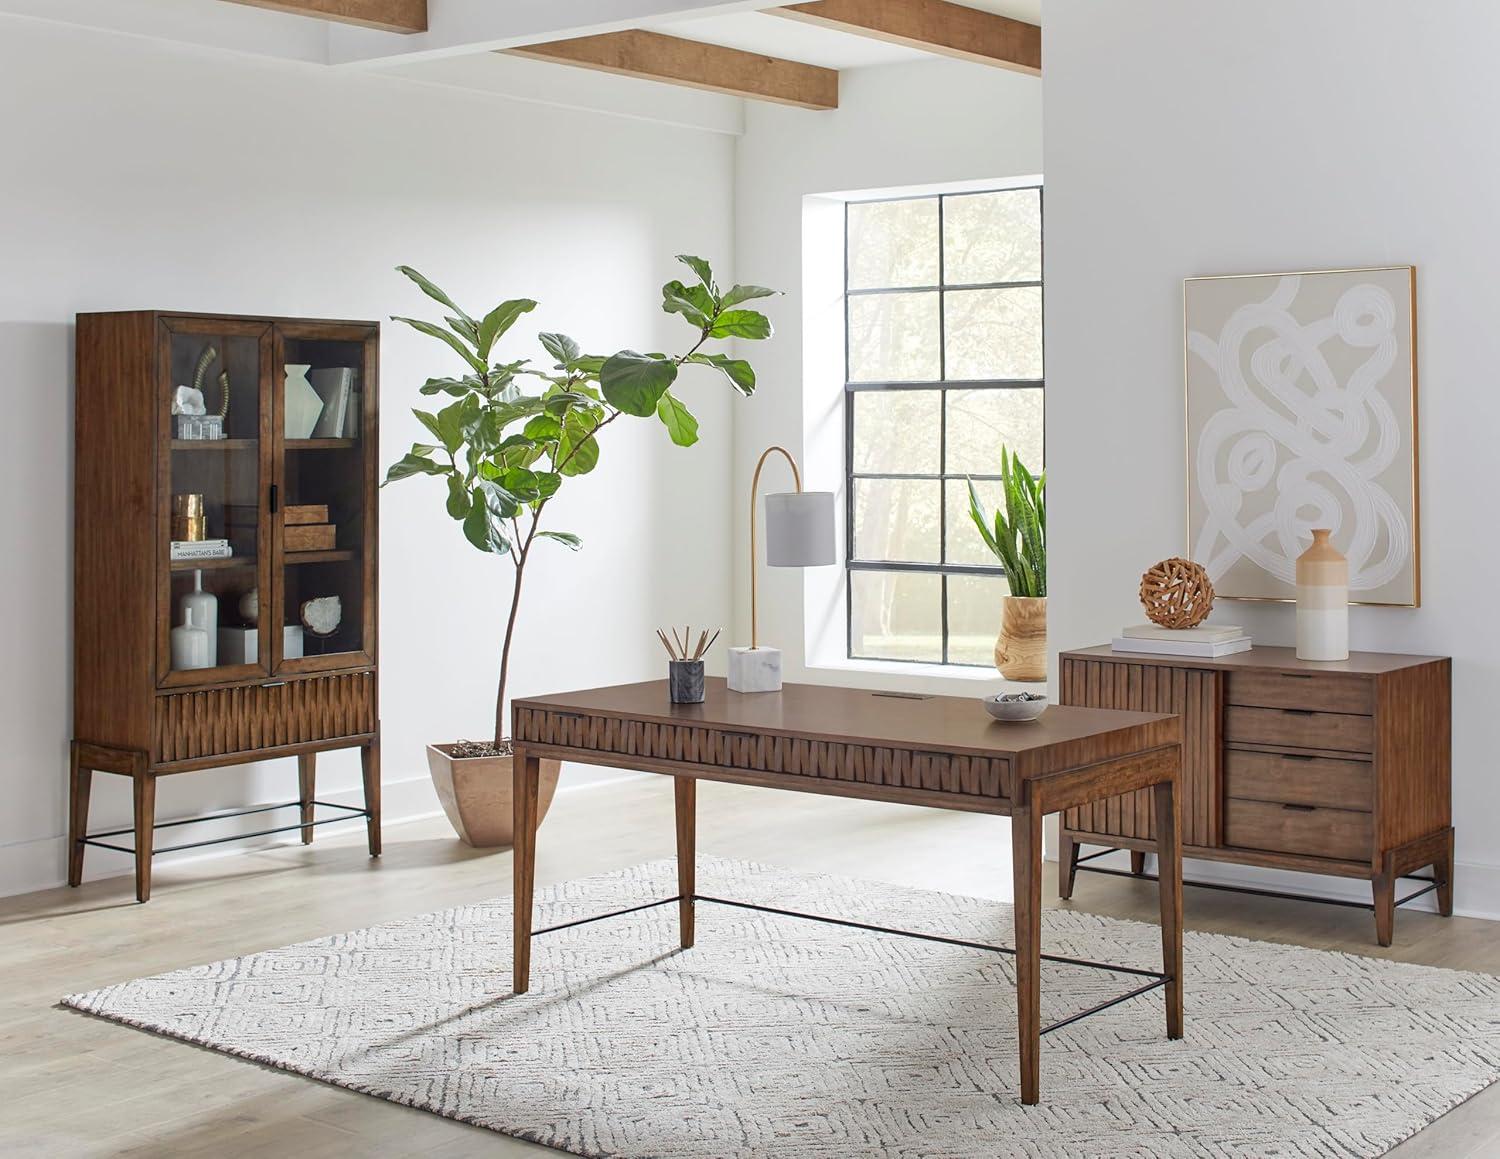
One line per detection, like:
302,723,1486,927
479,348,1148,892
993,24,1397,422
1056,646,1452,945
71,311,382,902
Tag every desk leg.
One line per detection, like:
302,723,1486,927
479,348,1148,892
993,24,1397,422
675,776,695,949
1010,793,1043,1105
1153,776,1183,1039
512,748,540,995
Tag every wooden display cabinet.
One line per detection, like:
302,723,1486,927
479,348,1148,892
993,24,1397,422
71,312,380,901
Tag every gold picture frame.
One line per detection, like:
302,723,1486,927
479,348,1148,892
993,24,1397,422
1182,265,1420,607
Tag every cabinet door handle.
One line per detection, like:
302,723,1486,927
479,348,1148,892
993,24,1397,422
269,483,279,514
1283,708,1316,716
1281,803,1316,812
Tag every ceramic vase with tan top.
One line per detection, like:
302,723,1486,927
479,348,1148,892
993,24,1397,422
1296,528,1349,661
995,595,1047,682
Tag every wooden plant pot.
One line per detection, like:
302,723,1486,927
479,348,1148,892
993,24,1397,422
426,745,561,848
995,595,1047,682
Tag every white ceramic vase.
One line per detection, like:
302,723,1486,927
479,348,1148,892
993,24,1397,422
170,609,211,670
1296,528,1349,661
181,569,218,666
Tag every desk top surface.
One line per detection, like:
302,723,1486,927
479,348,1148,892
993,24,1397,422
1063,644,1447,675
515,678,1180,777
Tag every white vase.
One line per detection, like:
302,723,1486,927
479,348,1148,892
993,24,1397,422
170,609,211,670
181,569,218,666
283,363,323,439
1296,528,1349,661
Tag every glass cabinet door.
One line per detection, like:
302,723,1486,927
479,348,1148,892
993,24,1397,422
159,318,273,686
271,323,376,673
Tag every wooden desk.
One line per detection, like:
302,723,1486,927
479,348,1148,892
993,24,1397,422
510,678,1184,1105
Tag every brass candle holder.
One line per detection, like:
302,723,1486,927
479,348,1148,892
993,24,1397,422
172,493,206,541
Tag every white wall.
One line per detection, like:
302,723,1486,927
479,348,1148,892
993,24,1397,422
1045,0,1500,917
0,15,738,895
732,58,1044,695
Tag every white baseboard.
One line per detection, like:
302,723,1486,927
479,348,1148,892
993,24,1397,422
1061,845,1500,923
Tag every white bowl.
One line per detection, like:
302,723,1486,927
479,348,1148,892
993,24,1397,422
983,693,1048,722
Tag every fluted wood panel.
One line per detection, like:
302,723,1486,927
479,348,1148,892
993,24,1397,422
513,708,1012,799
156,673,376,763
1059,657,1221,848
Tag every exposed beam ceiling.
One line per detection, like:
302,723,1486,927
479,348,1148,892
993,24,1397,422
221,0,427,33
506,29,837,109
770,0,1040,75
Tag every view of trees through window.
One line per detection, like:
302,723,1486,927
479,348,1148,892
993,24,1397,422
845,186,1043,665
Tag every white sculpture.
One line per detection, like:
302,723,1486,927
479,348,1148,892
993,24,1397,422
171,385,207,416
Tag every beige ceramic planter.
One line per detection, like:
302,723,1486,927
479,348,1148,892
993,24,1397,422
426,745,562,847
994,595,1047,682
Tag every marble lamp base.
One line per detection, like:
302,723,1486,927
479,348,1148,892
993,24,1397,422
727,646,782,693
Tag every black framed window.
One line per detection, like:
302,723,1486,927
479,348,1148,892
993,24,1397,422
844,186,1043,666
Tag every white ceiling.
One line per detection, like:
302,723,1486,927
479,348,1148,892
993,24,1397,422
643,0,1042,71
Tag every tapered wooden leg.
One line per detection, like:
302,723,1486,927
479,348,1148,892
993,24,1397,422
68,743,92,888
1130,850,1147,876
360,736,381,857
1057,830,1079,900
1374,853,1397,947
1010,792,1043,1105
675,776,696,950
133,773,156,904
298,753,316,845
1436,828,1455,917
512,749,540,995
1152,775,1183,1040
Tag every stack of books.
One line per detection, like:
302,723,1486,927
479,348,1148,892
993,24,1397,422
1111,623,1251,657
170,538,232,562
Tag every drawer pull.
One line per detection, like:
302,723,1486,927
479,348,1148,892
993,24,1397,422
263,681,287,689
915,749,951,761
553,711,586,720
1284,753,1315,762
1281,803,1316,812
721,729,758,741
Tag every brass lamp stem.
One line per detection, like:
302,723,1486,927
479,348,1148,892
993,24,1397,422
748,445,802,651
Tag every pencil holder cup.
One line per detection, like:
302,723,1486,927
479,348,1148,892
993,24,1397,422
669,659,705,704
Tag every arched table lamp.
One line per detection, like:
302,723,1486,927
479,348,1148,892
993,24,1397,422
727,445,836,694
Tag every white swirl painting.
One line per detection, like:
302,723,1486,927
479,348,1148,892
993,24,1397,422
1185,266,1418,605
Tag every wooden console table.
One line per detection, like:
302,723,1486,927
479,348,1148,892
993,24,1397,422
510,678,1184,1105
1058,646,1452,945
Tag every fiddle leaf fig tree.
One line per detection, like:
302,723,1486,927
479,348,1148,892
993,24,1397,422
385,256,779,748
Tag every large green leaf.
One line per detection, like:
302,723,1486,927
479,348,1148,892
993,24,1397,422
445,474,470,519
411,408,444,445
445,314,480,349
418,376,475,397
538,332,581,367
461,494,511,555
655,391,699,447
685,352,755,395
434,395,477,454
720,284,779,309
476,299,538,360
537,531,583,551
557,408,601,476
599,351,678,417
392,315,486,375
383,452,449,485
396,266,474,328
676,254,715,289
523,414,562,442
708,309,772,340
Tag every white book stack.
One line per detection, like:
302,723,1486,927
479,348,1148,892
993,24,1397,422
1111,623,1251,657
170,538,232,562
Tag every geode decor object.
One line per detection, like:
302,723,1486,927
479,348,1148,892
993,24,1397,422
300,595,342,637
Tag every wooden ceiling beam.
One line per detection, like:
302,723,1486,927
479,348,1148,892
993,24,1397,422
769,0,1040,75
219,0,427,34
505,30,838,110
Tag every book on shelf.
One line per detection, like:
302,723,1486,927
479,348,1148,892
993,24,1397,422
309,367,355,439
1120,623,1246,644
1111,635,1252,658
170,539,232,561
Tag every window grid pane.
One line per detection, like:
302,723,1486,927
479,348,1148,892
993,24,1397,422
844,187,1042,667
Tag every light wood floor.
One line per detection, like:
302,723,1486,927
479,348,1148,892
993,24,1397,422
4,775,1497,1157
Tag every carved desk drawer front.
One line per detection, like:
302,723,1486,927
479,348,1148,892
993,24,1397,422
156,672,376,764
1226,670,1374,715
1225,797,1373,863
1225,749,1373,812
1224,706,1374,754
513,708,1012,798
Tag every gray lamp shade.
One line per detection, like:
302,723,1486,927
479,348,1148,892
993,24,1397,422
765,491,836,567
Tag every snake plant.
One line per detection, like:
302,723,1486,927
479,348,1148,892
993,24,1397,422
967,447,1046,598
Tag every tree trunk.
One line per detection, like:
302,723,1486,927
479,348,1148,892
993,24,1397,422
494,553,529,745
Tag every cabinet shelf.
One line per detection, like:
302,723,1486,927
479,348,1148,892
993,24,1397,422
171,438,258,451
285,548,357,565
286,438,357,451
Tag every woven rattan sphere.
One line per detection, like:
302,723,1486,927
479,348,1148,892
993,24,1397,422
1139,557,1215,629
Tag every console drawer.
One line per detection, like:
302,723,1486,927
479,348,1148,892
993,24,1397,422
1225,749,1372,811
155,672,376,764
1224,706,1374,754
1226,670,1373,715
1225,797,1372,862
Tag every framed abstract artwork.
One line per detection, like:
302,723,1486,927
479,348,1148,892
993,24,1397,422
1183,265,1419,605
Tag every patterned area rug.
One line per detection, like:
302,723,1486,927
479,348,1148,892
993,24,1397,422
63,857,1500,1158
